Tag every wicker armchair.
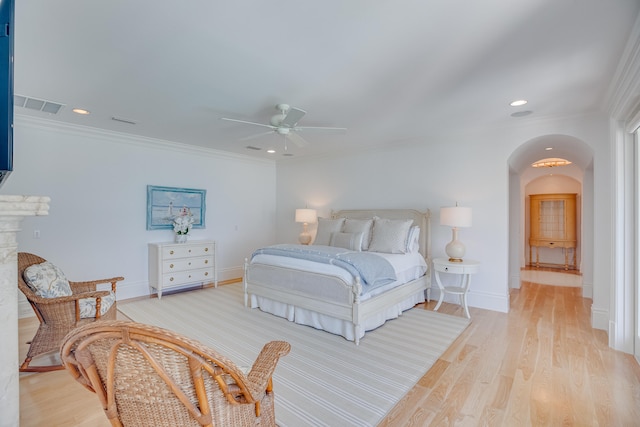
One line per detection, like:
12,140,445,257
18,252,123,372
60,321,291,427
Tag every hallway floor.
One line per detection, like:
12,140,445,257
521,267,582,287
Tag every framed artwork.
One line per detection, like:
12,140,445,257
146,185,206,230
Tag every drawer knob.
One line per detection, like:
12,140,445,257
205,272,209,276
170,250,174,255
169,264,174,268
205,248,209,252
188,262,191,266
205,260,209,264
188,275,192,278
444,267,449,271
170,277,174,282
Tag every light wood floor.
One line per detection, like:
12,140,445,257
19,280,640,426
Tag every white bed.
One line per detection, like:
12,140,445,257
243,209,432,344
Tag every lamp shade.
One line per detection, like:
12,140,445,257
440,206,472,228
295,208,317,224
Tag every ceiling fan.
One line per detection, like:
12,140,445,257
221,104,346,149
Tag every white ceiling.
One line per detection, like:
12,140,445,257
13,0,640,161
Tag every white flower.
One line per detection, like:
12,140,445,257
173,210,195,235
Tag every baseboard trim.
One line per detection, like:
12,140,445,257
592,306,608,331
433,288,509,313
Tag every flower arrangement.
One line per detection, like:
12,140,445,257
173,207,195,235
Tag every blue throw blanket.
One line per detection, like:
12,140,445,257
252,244,397,291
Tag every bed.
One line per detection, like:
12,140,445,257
243,209,432,344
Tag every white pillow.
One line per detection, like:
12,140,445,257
368,217,414,254
406,226,420,253
342,218,373,250
330,232,364,251
23,261,72,298
313,217,345,246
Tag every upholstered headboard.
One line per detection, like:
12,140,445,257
330,209,432,263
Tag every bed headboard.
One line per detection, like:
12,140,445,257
330,209,432,263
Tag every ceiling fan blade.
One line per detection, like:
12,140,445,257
286,131,309,147
221,117,276,130
280,107,306,128
239,130,275,142
295,126,347,134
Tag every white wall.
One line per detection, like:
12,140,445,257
3,116,277,312
275,112,611,317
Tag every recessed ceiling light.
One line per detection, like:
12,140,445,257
510,100,528,107
72,108,90,115
266,149,276,154
545,147,553,151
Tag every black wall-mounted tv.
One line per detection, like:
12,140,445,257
0,0,14,188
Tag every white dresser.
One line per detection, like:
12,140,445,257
148,240,216,299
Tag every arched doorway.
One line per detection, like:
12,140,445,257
508,134,594,298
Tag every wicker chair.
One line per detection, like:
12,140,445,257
18,252,124,372
60,321,291,427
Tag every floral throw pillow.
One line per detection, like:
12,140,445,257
23,261,73,298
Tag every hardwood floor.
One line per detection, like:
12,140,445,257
19,281,640,426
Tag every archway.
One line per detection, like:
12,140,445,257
508,134,594,298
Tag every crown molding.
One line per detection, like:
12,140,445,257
14,114,274,166
605,12,640,121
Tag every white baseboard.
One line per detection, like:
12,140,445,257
218,266,243,283
581,281,593,298
432,288,509,313
509,274,521,289
114,266,244,302
591,306,608,331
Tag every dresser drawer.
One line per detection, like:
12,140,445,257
163,256,213,273
162,243,214,260
438,264,466,274
162,268,214,287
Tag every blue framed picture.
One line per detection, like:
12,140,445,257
146,185,206,230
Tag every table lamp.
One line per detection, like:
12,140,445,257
440,205,472,262
295,208,317,245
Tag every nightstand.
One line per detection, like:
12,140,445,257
433,257,480,318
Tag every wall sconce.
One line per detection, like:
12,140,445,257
295,208,317,245
440,205,472,262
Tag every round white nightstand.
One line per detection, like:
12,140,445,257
433,257,480,318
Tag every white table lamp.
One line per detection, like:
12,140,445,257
440,205,472,262
295,208,317,245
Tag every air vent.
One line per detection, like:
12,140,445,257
111,116,137,125
245,146,262,151
14,95,64,114
511,110,533,118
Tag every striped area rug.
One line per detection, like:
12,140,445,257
119,284,470,426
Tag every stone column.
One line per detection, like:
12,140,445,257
0,195,50,427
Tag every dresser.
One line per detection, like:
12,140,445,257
529,193,577,270
148,240,216,299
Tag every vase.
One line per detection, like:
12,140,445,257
175,234,188,243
